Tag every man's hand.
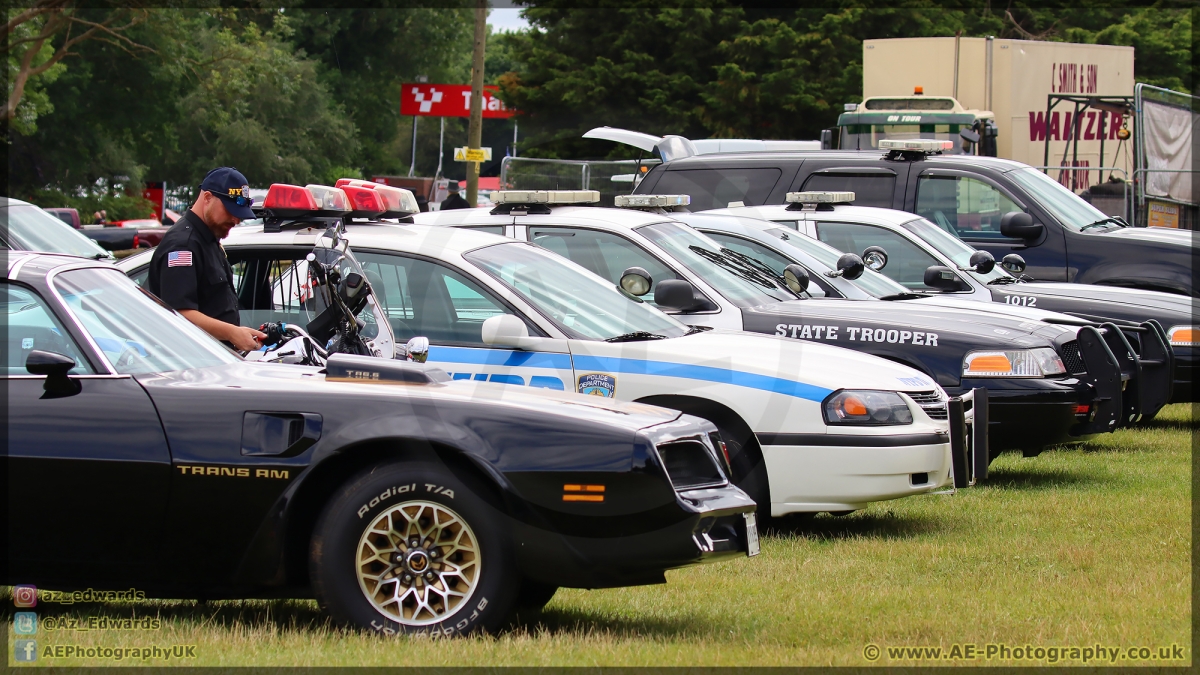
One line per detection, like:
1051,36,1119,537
229,325,268,351
179,310,267,351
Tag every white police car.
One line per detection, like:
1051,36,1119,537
123,183,980,517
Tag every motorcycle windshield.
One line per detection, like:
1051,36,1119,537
309,236,397,359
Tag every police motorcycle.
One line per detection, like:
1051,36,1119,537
242,188,424,367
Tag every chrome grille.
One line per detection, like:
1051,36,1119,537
1059,341,1088,376
906,390,947,420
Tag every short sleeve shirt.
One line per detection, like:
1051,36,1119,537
148,211,239,326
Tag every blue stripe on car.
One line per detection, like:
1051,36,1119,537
572,355,831,402
426,346,830,402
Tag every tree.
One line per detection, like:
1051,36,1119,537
4,1,152,131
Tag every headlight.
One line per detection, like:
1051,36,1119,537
823,390,914,426
1168,325,1197,347
962,348,1066,378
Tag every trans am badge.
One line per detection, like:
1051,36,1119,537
578,373,617,398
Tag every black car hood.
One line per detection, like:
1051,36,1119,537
1092,226,1197,248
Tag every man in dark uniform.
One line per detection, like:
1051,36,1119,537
440,181,470,210
148,167,266,351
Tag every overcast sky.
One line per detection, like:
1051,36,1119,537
488,5,530,33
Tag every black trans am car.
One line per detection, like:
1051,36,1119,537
4,252,756,636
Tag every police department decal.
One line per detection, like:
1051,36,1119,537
578,373,617,397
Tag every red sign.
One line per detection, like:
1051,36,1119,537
142,181,165,220
400,83,515,118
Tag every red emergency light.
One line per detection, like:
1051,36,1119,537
261,183,350,218
336,179,419,217
340,184,386,218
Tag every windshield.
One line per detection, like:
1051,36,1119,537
636,222,796,308
1007,167,1109,231
762,226,912,297
3,204,111,259
54,268,239,374
898,217,1009,283
464,242,690,341
841,124,967,154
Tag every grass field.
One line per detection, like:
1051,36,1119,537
7,404,1192,667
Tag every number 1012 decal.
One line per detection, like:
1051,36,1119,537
1004,295,1037,307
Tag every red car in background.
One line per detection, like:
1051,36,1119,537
44,208,169,252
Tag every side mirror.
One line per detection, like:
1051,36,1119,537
654,279,715,313
968,250,995,274
835,253,865,280
1001,254,1027,273
782,264,810,294
959,127,981,143
1000,212,1043,241
862,246,888,271
403,336,430,363
620,266,652,296
481,314,530,347
26,350,81,397
923,265,966,292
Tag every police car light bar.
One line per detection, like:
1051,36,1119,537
492,190,600,205
262,183,351,218
335,179,420,216
614,194,691,208
785,191,856,204
878,139,954,152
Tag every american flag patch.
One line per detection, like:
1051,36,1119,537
168,251,193,267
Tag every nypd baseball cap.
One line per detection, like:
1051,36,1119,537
200,167,255,220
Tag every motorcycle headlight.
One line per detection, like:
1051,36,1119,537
1168,325,1197,347
823,390,914,426
962,348,1065,378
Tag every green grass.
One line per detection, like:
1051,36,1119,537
7,404,1193,666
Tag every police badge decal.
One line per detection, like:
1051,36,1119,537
578,373,617,397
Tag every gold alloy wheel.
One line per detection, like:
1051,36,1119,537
356,500,481,626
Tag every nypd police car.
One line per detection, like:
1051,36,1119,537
123,182,984,517
711,194,1190,405
8,249,757,636
415,191,1149,458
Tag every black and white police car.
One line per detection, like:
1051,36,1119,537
6,248,757,636
711,193,1191,405
415,190,1156,459
122,182,983,517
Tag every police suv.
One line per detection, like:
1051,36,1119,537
415,191,1148,459
711,194,1192,404
122,182,984,517
591,128,1197,295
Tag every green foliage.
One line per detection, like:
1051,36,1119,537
25,187,156,221
499,2,1194,152
5,12,68,136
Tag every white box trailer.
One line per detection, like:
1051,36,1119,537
855,37,1136,187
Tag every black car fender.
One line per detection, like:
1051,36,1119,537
1074,259,1192,296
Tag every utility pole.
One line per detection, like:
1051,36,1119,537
466,0,487,206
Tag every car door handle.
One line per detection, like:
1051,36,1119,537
241,412,322,457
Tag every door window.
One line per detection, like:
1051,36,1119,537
529,227,679,308
915,174,1023,239
814,221,944,291
649,168,783,211
354,251,517,346
800,173,896,208
4,283,93,375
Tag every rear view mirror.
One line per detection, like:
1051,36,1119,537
620,266,652,296
968,250,995,274
782,264,810,294
923,265,967,292
482,314,530,347
862,246,888,271
1001,254,1027,273
1000,212,1043,241
654,279,716,313
959,127,981,143
834,253,865,280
